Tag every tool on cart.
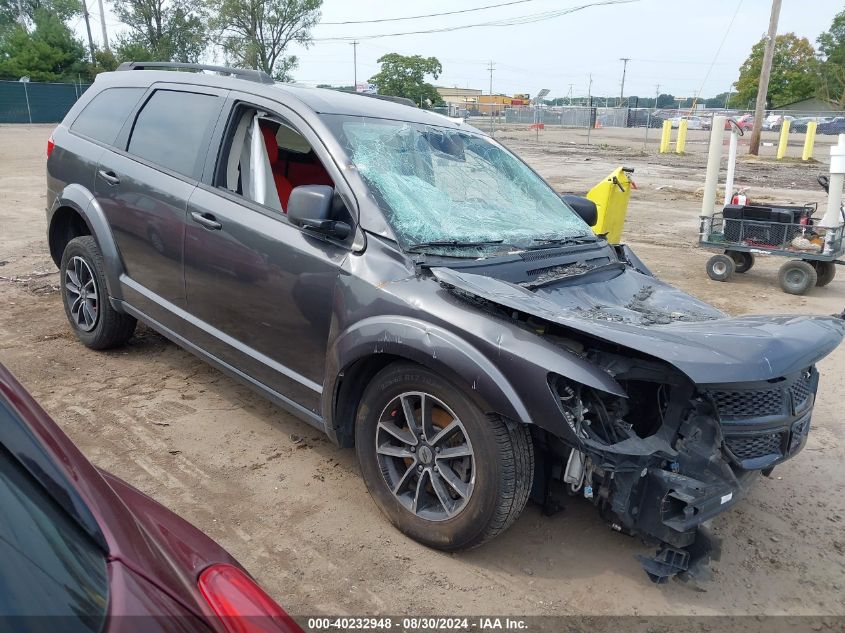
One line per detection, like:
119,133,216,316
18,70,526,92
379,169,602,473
700,176,845,295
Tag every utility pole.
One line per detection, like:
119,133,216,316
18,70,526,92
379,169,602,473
749,0,782,155
350,41,359,89
567,83,574,105
97,0,110,52
487,60,495,135
80,0,96,64
619,57,630,106
654,84,660,107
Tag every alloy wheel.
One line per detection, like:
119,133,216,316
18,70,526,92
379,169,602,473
64,256,99,332
375,391,475,521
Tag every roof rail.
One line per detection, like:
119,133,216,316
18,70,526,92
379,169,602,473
116,61,275,85
353,92,416,108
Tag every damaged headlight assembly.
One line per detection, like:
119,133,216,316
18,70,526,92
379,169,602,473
537,353,827,583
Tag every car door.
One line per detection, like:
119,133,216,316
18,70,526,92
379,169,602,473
95,84,227,332
183,96,356,416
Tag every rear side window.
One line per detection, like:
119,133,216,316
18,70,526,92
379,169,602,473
70,87,145,145
128,90,221,179
0,406,108,629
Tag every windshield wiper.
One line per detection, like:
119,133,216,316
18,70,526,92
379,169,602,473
405,239,505,253
527,235,597,249
521,261,626,289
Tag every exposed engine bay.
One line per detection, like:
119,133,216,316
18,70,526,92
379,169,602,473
427,254,838,583
539,350,815,583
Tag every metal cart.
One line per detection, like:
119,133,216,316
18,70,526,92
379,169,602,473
700,195,845,295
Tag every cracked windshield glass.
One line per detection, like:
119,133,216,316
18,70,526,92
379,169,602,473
327,116,593,255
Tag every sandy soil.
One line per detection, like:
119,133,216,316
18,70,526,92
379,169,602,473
1,124,844,619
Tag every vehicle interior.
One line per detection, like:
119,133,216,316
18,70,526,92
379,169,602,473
220,106,334,213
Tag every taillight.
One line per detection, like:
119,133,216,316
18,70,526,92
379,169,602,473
198,564,303,633
46,134,55,158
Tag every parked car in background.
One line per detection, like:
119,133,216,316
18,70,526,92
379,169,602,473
790,117,816,133
734,114,754,130
770,115,795,132
0,363,302,632
818,117,845,135
684,116,709,130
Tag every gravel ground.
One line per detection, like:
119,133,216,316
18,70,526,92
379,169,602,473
1,123,844,624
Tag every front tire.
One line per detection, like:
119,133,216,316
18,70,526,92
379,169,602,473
355,362,533,550
60,236,136,349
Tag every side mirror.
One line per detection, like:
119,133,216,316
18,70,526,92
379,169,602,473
287,185,351,240
561,194,598,227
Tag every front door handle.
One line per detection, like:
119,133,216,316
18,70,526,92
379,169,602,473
97,169,120,185
190,211,222,230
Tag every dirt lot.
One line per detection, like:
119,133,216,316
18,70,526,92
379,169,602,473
1,124,845,620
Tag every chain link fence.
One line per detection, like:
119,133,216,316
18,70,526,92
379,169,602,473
0,80,90,124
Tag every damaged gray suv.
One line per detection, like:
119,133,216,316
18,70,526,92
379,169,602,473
46,62,845,582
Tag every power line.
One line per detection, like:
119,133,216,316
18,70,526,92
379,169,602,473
321,0,540,25
690,0,744,108
309,0,640,42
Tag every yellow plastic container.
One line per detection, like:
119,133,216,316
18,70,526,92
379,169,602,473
586,166,635,244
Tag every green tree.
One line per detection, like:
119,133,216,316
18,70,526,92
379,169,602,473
733,33,818,109
112,0,208,63
655,93,676,108
817,9,845,106
1,0,79,32
704,91,732,108
369,53,442,108
0,8,88,80
210,0,321,81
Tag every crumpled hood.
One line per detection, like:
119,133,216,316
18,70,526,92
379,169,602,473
431,266,845,384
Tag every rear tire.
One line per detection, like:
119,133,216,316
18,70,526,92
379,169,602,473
726,250,754,273
355,362,533,551
778,260,817,295
706,254,735,282
811,260,836,287
60,236,136,349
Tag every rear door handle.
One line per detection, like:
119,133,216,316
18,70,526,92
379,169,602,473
190,211,222,230
97,169,120,186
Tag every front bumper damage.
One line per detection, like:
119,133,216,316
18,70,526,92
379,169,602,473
542,366,817,583
427,265,840,583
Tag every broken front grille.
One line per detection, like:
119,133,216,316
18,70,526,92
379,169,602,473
789,373,813,411
708,388,785,419
725,432,785,461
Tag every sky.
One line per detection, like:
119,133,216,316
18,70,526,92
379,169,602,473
78,0,845,100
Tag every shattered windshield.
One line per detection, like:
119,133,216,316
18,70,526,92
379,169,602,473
323,115,593,255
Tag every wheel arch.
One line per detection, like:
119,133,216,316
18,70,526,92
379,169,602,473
323,317,532,447
48,185,125,302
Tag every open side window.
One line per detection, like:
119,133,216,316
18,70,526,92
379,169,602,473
217,105,335,215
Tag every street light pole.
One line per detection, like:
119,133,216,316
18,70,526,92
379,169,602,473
748,0,782,155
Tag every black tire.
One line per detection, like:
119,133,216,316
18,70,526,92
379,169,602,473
706,254,735,282
355,362,534,551
811,260,836,287
60,236,136,349
778,260,817,295
726,250,755,273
